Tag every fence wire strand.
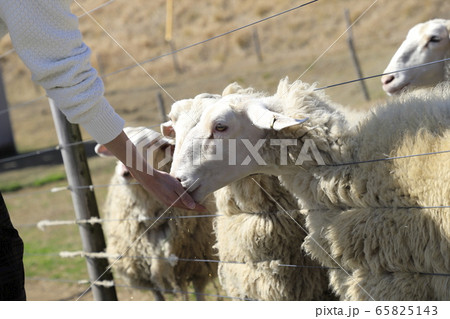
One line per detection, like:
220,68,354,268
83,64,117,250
0,0,117,60
103,0,319,78
0,124,162,166
14,203,450,230
0,0,320,116
24,251,450,278
315,57,450,91
1,0,449,301
2,57,449,119
27,214,223,230
3,147,449,199
25,276,250,301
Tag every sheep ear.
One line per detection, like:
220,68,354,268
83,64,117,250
222,82,243,96
161,121,175,138
94,144,114,157
247,103,308,131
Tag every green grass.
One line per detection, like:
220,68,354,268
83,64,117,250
0,181,23,192
0,171,66,193
22,226,87,279
31,172,66,187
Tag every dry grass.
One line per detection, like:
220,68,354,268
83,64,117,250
0,0,448,301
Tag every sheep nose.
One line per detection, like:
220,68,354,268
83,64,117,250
381,74,395,85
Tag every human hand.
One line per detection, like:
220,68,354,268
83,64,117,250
130,166,207,212
103,130,206,212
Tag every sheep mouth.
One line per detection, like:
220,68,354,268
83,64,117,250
180,178,200,194
182,180,206,203
383,82,410,95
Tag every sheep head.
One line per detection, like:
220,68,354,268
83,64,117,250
382,19,450,95
169,93,307,202
161,93,221,169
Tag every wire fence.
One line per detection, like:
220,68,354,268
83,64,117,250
22,250,450,278
1,0,448,118
25,276,251,301
3,147,449,201
0,0,449,301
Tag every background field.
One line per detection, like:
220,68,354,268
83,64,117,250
0,0,448,301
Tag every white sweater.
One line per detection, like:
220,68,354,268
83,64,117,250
0,0,124,144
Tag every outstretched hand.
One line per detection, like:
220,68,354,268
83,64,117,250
131,167,207,212
103,130,206,212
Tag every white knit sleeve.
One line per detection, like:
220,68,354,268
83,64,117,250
0,0,124,144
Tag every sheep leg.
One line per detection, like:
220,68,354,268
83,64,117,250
152,290,165,301
194,292,205,301
193,281,206,301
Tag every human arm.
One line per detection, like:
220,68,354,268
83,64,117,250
0,1,203,210
0,0,122,144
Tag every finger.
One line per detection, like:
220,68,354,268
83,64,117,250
194,203,208,213
178,191,196,210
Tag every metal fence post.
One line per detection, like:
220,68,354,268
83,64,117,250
344,9,370,101
253,28,263,63
0,66,17,159
49,99,118,301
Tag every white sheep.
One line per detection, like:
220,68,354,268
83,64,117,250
95,127,218,301
170,78,450,301
382,19,450,95
164,89,335,301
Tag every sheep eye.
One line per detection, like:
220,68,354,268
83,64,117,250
214,123,228,132
429,36,441,43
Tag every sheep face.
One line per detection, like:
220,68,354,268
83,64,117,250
381,19,450,95
162,93,221,172
170,94,306,202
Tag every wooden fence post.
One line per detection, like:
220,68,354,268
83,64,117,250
165,0,182,73
0,66,16,159
49,99,118,301
344,9,370,101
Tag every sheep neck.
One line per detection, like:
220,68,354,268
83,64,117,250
218,174,299,216
261,85,357,210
